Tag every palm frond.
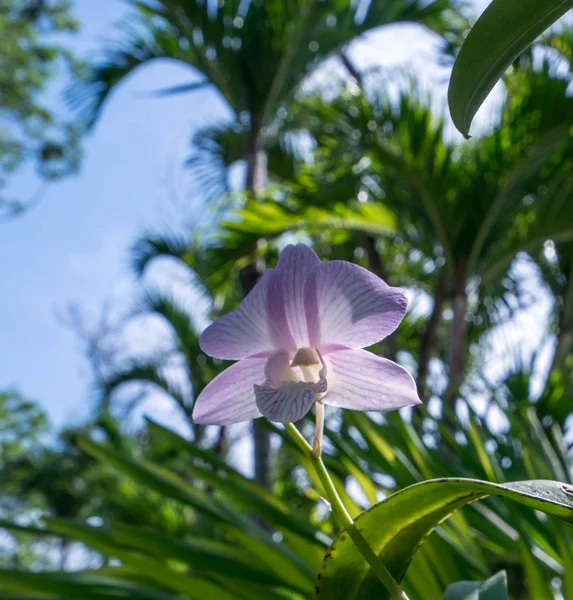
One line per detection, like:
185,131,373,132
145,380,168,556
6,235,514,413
185,121,248,202
131,232,192,277
99,360,194,432
186,120,299,202
139,291,206,375
70,0,458,128
68,15,196,127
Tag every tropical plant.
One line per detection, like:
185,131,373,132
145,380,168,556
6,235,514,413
0,390,51,568
71,0,458,193
2,372,573,599
148,57,573,411
97,289,230,454
310,365,573,598
0,418,327,600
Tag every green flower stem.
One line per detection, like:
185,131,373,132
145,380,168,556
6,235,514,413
285,422,409,600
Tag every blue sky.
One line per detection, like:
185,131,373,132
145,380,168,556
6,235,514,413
1,0,233,428
1,0,495,430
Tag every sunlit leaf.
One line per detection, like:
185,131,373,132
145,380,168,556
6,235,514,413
316,478,573,599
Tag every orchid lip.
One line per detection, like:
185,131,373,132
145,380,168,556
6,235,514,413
253,347,327,423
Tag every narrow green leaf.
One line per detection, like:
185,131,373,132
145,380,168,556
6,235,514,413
402,545,445,600
443,571,508,600
148,80,209,96
42,517,289,590
0,596,66,600
0,570,180,600
78,439,237,526
147,419,325,544
519,539,554,600
448,0,573,136
316,478,573,599
39,519,243,600
229,528,315,593
78,439,315,592
556,529,573,599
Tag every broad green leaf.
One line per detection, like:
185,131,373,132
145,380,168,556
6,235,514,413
316,478,573,599
448,0,573,137
443,571,508,600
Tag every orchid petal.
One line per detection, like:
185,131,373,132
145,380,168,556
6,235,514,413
305,261,407,349
270,244,321,347
192,359,265,425
323,348,421,411
200,269,293,360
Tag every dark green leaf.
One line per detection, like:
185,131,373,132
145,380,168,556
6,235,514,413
148,80,209,96
448,0,573,136
0,570,180,600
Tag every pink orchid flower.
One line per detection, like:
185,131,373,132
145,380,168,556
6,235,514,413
193,244,421,426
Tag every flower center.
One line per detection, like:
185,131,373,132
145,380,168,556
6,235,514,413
291,347,322,384
254,347,327,423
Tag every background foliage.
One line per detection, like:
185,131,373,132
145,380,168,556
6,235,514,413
2,0,573,598
0,0,81,219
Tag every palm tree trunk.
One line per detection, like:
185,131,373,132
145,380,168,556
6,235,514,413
214,426,228,458
60,539,69,570
446,267,468,407
244,114,271,490
550,254,573,373
416,275,445,400
246,115,267,193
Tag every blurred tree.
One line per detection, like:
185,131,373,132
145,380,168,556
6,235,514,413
98,290,226,450
140,58,573,414
0,389,49,568
4,5,573,599
71,0,458,193
265,56,573,405
0,397,197,570
2,374,573,598
0,0,81,220
0,389,48,464
73,0,460,488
